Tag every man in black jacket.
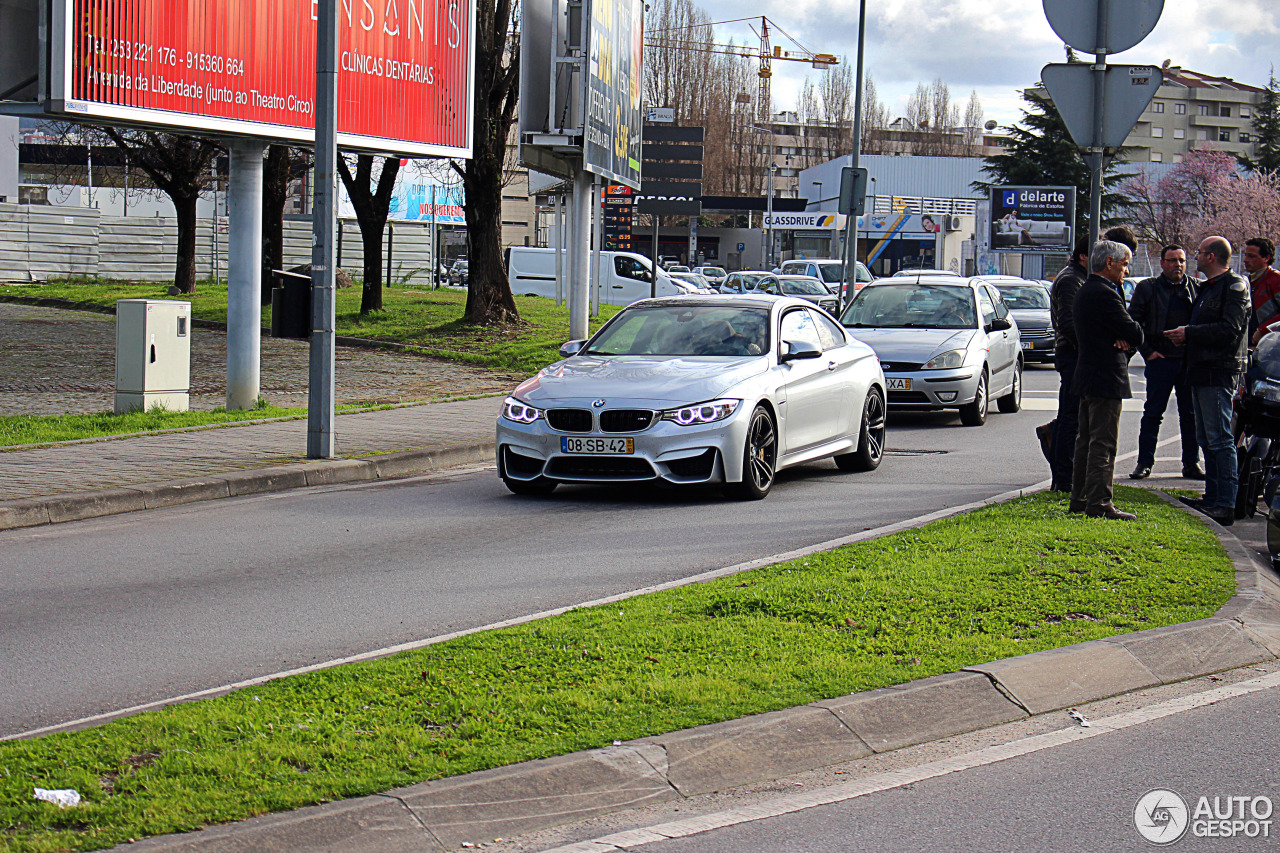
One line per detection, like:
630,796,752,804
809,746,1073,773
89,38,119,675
1047,237,1091,491
1126,245,1202,480
1165,236,1250,526
1071,240,1145,520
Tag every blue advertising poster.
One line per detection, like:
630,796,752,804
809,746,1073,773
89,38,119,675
988,185,1075,253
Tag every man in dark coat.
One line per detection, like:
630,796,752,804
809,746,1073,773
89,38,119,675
1126,245,1201,480
1047,236,1091,491
1165,236,1250,526
1070,240,1145,520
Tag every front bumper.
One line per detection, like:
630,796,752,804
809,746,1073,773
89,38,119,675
496,403,754,486
884,368,980,408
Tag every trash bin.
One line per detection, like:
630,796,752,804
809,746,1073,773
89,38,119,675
270,269,311,339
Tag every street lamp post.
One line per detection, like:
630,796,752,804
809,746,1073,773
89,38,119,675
750,125,775,269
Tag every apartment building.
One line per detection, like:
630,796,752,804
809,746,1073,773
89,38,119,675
1122,62,1265,163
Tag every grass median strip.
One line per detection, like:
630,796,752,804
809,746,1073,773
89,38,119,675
0,403,404,449
0,487,1233,852
1,281,620,376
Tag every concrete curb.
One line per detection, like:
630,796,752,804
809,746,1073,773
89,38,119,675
114,491,1280,852
0,441,496,531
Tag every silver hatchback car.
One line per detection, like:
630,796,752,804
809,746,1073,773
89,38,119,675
839,276,1022,426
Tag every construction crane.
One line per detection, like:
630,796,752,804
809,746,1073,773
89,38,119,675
646,16,838,124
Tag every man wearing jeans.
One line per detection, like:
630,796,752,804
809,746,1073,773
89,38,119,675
1126,245,1202,480
1166,236,1250,526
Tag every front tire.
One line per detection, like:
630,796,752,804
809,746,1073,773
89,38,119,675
997,361,1023,413
836,387,885,472
726,405,777,500
959,368,989,426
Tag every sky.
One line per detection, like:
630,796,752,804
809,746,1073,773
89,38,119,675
690,0,1278,130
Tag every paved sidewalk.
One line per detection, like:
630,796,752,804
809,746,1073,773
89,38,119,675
0,301,515,527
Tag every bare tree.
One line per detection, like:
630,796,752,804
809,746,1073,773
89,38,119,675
337,153,401,314
99,128,222,293
456,0,521,324
963,91,984,156
860,74,890,155
261,145,313,301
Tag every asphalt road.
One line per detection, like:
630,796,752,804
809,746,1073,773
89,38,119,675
536,664,1280,853
1,364,1167,738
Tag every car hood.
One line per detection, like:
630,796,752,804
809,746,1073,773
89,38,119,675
1010,308,1051,329
843,328,977,362
513,355,769,407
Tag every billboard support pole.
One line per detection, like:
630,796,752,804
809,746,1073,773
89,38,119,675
226,139,264,411
591,178,602,317
308,0,338,459
554,193,564,306
570,165,591,340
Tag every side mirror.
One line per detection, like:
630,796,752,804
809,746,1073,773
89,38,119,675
780,340,822,363
988,317,1012,332
559,340,586,358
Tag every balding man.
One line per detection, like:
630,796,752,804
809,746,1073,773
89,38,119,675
1165,236,1250,526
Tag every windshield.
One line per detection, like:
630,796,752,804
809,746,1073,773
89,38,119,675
737,272,771,290
813,264,843,284
584,305,772,357
999,285,1050,309
841,283,977,330
1256,332,1280,372
779,277,828,295
699,267,726,277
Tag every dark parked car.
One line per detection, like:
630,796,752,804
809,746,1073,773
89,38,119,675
987,277,1054,364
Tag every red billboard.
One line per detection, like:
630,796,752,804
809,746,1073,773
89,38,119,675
56,0,473,157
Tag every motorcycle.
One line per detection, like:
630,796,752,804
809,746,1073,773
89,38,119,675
1234,333,1280,518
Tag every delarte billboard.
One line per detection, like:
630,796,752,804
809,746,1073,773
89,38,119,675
989,185,1075,253
583,0,643,188
55,0,473,156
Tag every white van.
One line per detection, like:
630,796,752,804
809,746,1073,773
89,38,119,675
507,248,696,306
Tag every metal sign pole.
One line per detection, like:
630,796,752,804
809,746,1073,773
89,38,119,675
308,0,338,459
1088,0,1109,247
591,178,602,316
841,0,867,313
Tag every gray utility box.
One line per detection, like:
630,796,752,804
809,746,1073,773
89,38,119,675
115,299,192,413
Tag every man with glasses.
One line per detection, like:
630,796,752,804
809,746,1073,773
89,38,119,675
1165,237,1250,526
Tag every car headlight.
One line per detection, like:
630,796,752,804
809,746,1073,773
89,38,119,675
1252,379,1280,403
661,399,741,426
502,396,543,424
922,349,966,370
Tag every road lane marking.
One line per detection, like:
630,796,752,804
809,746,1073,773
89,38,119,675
540,670,1280,852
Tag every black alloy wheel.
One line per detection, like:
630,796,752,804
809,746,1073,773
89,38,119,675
727,406,777,500
836,387,886,472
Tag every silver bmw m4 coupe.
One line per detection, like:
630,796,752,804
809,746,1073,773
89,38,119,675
496,295,887,499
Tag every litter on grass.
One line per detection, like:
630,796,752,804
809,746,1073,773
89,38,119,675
34,788,81,808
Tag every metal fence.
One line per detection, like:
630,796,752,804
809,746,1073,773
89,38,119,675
0,204,440,285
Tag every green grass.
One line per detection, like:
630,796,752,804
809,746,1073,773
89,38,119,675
0,280,622,376
0,403,406,449
0,487,1234,852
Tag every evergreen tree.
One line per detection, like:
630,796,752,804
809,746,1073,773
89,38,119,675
972,89,1129,236
1239,69,1280,173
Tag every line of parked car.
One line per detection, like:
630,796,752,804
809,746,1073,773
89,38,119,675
496,252,1055,502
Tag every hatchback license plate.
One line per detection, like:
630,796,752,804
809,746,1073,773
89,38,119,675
561,436,634,454
886,377,911,391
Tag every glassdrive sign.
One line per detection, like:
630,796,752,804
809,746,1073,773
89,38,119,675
989,185,1076,253
60,0,474,157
